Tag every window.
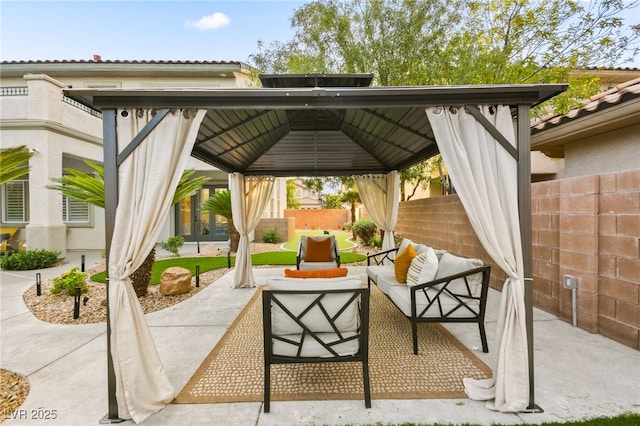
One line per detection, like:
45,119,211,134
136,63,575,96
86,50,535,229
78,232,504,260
63,196,90,224
2,180,29,223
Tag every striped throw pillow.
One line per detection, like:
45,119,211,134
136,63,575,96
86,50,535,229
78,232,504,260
406,247,439,287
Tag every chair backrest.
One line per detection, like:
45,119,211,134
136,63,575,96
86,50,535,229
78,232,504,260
264,277,368,360
298,235,338,261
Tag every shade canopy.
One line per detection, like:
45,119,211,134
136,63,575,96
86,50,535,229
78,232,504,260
66,76,565,176
63,76,568,423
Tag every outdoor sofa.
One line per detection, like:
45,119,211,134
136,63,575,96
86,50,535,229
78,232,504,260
366,238,491,355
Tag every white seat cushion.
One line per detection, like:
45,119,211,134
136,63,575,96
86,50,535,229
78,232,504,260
267,277,362,335
366,265,387,283
371,268,402,295
272,331,360,358
388,285,480,318
299,260,339,270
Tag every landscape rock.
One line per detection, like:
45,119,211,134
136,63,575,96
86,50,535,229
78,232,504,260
159,267,192,296
201,244,222,256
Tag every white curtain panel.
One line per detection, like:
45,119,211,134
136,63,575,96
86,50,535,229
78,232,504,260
230,173,275,288
354,171,400,253
109,108,206,423
426,105,529,412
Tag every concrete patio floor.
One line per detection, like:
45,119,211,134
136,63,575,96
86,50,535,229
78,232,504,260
1,247,638,425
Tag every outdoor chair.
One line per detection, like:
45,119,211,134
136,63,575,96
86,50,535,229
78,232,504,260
262,278,371,412
296,235,340,270
0,228,25,255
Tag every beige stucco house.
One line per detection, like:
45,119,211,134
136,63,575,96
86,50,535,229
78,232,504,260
0,60,287,257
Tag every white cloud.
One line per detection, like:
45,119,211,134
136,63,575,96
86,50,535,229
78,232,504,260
185,12,230,31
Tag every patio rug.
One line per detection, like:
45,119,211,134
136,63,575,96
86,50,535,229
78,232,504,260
174,284,491,404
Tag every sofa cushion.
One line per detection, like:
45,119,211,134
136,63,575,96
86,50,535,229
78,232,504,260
373,269,404,295
272,331,360,358
285,267,348,278
434,253,484,297
366,264,386,284
406,247,439,287
388,285,480,318
304,236,334,262
299,260,339,271
394,244,417,283
267,277,362,335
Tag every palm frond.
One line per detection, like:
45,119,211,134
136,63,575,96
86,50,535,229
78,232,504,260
48,162,209,210
201,189,232,218
0,145,34,185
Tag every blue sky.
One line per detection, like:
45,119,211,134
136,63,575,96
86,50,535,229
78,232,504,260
0,1,306,63
1,0,639,66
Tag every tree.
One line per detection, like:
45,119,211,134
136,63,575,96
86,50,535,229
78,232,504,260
48,161,210,297
441,0,640,114
286,178,301,209
320,193,343,209
340,186,361,241
200,189,240,252
250,0,639,186
301,176,361,238
0,145,35,185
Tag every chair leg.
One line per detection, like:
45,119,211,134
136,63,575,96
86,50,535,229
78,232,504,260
362,360,371,409
264,363,270,413
412,319,419,355
478,322,489,353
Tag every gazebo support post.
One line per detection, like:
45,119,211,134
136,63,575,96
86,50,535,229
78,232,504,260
100,109,124,424
517,104,542,413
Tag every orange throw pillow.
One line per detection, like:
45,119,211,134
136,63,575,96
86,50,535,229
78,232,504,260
284,268,349,278
394,244,417,283
304,237,333,262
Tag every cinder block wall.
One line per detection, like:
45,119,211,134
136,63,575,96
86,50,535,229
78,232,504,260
396,195,506,292
396,169,640,350
254,218,295,242
284,209,350,230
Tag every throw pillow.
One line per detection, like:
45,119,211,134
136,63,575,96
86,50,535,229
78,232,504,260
435,253,484,296
304,237,334,262
406,247,439,287
394,244,417,283
284,268,349,278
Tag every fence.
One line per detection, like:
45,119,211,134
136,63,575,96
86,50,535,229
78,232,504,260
395,169,639,350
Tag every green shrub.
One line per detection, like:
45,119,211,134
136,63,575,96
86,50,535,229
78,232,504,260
342,222,352,232
0,249,60,270
371,235,382,248
393,233,404,247
50,267,88,296
161,235,184,256
262,228,282,244
353,219,378,247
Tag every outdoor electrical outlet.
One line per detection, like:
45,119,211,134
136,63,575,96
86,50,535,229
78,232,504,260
563,274,578,290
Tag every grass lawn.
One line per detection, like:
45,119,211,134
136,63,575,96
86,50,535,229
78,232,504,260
90,249,366,284
282,229,356,251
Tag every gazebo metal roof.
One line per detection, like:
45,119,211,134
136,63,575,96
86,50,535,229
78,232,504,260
67,78,566,176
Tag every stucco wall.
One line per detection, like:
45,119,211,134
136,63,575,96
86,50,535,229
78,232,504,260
395,169,640,350
564,124,640,177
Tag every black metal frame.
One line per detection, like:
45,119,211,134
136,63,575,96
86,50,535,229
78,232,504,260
367,250,491,355
262,287,371,413
295,235,341,270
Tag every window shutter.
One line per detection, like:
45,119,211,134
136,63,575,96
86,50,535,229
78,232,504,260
63,196,90,223
3,181,28,222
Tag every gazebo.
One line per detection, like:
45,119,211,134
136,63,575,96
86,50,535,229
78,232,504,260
65,74,566,424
